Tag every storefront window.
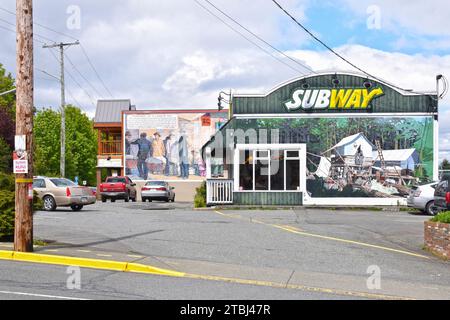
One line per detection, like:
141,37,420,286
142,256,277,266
270,150,284,190
238,148,301,191
239,150,253,190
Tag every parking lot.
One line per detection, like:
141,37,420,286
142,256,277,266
22,201,450,299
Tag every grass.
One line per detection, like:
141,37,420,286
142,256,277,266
430,211,450,224
33,239,49,247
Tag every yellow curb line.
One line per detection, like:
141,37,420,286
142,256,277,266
215,211,429,260
0,250,414,300
184,273,414,300
0,250,184,277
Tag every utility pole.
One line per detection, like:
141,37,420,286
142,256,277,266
15,0,34,252
43,41,79,178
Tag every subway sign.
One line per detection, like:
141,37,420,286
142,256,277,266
284,87,384,111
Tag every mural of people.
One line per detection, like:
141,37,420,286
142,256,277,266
178,132,189,179
131,132,152,179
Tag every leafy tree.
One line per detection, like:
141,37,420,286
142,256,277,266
34,105,97,185
0,64,15,173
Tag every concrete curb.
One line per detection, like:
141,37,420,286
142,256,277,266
0,250,185,277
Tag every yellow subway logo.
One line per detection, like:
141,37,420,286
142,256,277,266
285,87,384,111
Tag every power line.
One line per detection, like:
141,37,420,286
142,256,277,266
0,16,56,44
193,0,307,75
0,23,45,44
0,5,112,98
0,6,79,41
64,52,105,99
270,0,429,95
199,0,314,74
80,44,113,98
47,48,96,108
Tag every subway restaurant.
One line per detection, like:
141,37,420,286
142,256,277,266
202,72,439,206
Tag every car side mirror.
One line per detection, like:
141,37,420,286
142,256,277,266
171,187,175,190
131,183,136,186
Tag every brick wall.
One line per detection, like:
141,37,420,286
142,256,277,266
424,221,450,259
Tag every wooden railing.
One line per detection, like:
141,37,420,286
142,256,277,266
99,140,122,155
206,179,234,205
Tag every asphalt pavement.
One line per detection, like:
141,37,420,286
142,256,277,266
1,201,449,299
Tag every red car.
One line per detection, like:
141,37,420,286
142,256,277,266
99,176,137,202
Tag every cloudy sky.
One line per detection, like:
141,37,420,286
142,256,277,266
0,0,449,159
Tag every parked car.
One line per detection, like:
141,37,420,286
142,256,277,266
407,182,438,215
99,176,137,202
434,176,450,212
89,187,97,197
33,176,96,211
141,181,175,202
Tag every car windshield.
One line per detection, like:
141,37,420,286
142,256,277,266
145,181,166,186
107,177,127,183
50,178,77,187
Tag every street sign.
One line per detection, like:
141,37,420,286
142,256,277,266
13,151,28,174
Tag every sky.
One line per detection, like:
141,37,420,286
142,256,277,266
0,0,449,160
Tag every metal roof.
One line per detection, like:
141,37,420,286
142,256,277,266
372,149,418,162
94,99,132,124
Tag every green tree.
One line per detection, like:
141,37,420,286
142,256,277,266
441,159,450,170
34,105,97,185
0,64,15,173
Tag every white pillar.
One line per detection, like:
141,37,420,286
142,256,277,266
433,117,439,181
205,147,212,179
233,148,239,191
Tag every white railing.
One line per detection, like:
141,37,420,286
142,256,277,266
206,179,234,205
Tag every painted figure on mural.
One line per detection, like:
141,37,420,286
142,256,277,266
131,132,152,179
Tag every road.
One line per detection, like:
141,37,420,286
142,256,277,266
1,202,449,299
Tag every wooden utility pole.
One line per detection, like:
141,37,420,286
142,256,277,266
43,41,79,178
14,0,34,252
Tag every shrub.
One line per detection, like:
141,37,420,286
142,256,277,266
194,181,207,208
0,173,42,239
431,211,450,224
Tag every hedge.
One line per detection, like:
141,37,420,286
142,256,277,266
431,211,450,224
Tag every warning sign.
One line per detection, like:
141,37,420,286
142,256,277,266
13,151,28,174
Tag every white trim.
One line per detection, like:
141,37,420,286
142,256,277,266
234,113,437,119
233,71,436,97
433,118,439,181
303,196,407,206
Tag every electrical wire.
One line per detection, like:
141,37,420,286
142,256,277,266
270,0,437,96
193,0,307,75
48,48,96,108
0,5,113,99
64,53,105,99
199,0,314,74
79,44,114,98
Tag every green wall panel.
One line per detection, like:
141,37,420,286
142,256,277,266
233,192,303,205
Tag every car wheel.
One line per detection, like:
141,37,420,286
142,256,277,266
171,196,175,202
141,198,146,202
149,199,152,202
111,198,116,203
101,196,106,203
43,196,56,211
70,204,83,211
124,193,130,202
426,201,438,216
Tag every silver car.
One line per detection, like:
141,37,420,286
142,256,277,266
407,182,438,215
141,181,175,202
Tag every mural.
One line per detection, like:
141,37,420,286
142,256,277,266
250,116,434,198
124,112,227,181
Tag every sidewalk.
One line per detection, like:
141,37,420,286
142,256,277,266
1,241,448,300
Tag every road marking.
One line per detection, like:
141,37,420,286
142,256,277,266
127,255,143,258
0,290,89,300
96,254,112,257
215,211,429,260
76,250,92,253
43,249,59,252
185,273,413,300
0,250,415,300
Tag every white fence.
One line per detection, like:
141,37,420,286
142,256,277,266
206,179,234,205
